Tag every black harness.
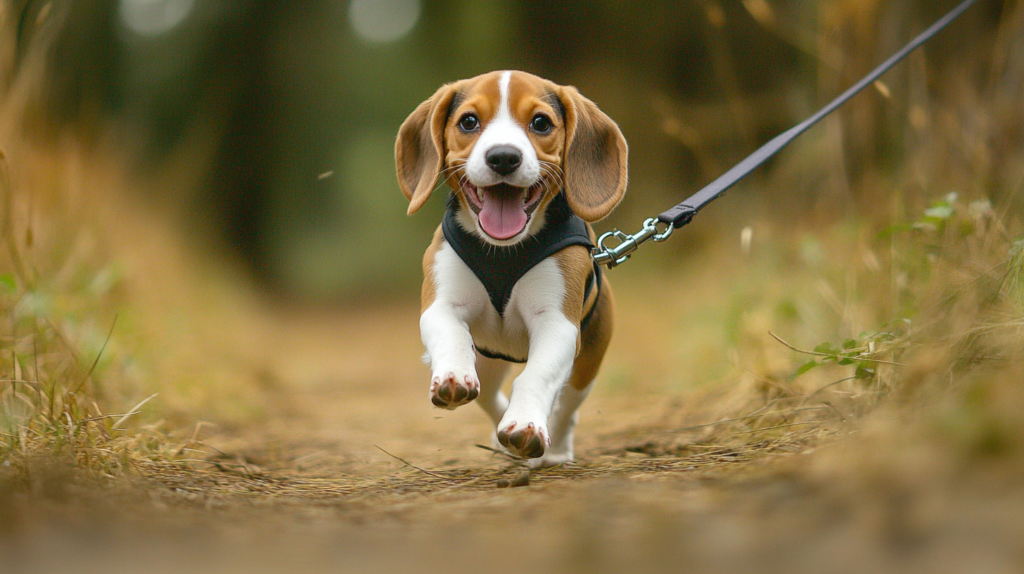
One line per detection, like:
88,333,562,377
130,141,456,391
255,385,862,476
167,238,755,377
442,193,602,363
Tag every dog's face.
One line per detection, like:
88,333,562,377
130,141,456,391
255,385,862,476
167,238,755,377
396,71,628,246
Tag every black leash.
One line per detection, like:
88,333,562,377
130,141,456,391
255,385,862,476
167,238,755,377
593,0,980,269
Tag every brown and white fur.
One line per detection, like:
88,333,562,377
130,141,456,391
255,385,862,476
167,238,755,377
395,71,627,467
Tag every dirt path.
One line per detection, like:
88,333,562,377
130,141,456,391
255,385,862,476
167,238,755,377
95,298,816,572
197,293,732,485
8,286,1024,573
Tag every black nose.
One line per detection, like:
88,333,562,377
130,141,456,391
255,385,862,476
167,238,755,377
485,146,522,176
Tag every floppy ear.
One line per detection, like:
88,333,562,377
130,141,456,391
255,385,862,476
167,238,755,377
395,84,459,215
559,86,628,222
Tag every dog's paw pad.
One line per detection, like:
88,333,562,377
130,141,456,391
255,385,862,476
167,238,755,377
496,422,547,459
430,372,479,410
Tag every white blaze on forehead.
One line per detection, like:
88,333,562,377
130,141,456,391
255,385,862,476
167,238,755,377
465,71,541,189
498,70,512,119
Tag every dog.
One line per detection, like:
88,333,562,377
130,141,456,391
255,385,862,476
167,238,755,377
394,70,627,467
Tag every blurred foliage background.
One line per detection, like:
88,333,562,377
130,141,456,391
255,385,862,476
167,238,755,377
8,0,1015,299
4,3,1024,568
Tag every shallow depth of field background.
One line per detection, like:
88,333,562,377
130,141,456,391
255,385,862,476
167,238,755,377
2,1,1024,573
28,0,1012,298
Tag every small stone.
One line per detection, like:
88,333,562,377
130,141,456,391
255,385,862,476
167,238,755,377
510,471,530,488
496,478,511,488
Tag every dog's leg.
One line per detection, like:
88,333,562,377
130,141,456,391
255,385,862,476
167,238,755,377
420,241,492,410
420,304,481,410
495,313,576,459
530,384,591,468
532,274,613,467
493,261,579,459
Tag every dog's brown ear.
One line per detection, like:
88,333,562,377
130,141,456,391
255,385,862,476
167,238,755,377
395,84,459,215
559,86,628,222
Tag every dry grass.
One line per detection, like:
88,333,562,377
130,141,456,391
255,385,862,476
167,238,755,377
0,151,135,478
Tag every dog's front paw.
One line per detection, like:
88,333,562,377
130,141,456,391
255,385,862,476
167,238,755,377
496,420,548,459
430,370,480,410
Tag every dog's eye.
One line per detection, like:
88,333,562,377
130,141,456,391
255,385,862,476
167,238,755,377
530,114,553,134
458,114,479,132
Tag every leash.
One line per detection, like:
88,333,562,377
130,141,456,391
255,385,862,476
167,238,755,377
593,0,980,269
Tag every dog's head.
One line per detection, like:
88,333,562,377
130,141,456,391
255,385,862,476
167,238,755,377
396,71,628,245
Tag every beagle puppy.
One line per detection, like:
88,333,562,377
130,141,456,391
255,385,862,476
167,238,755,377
395,70,627,467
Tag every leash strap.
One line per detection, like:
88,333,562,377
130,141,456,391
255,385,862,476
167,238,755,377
594,0,979,268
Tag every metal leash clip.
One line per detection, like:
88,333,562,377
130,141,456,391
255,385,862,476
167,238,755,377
592,217,674,269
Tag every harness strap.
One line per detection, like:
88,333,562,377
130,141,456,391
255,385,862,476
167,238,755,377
443,192,595,315
580,262,602,332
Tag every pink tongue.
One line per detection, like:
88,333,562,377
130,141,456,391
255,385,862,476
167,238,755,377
479,187,527,240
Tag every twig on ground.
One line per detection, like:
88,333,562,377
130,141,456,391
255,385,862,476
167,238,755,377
374,445,459,482
432,469,514,495
475,443,522,461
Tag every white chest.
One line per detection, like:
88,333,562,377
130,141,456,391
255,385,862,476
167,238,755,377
429,242,567,361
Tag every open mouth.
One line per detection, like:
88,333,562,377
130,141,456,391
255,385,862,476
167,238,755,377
462,181,545,240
